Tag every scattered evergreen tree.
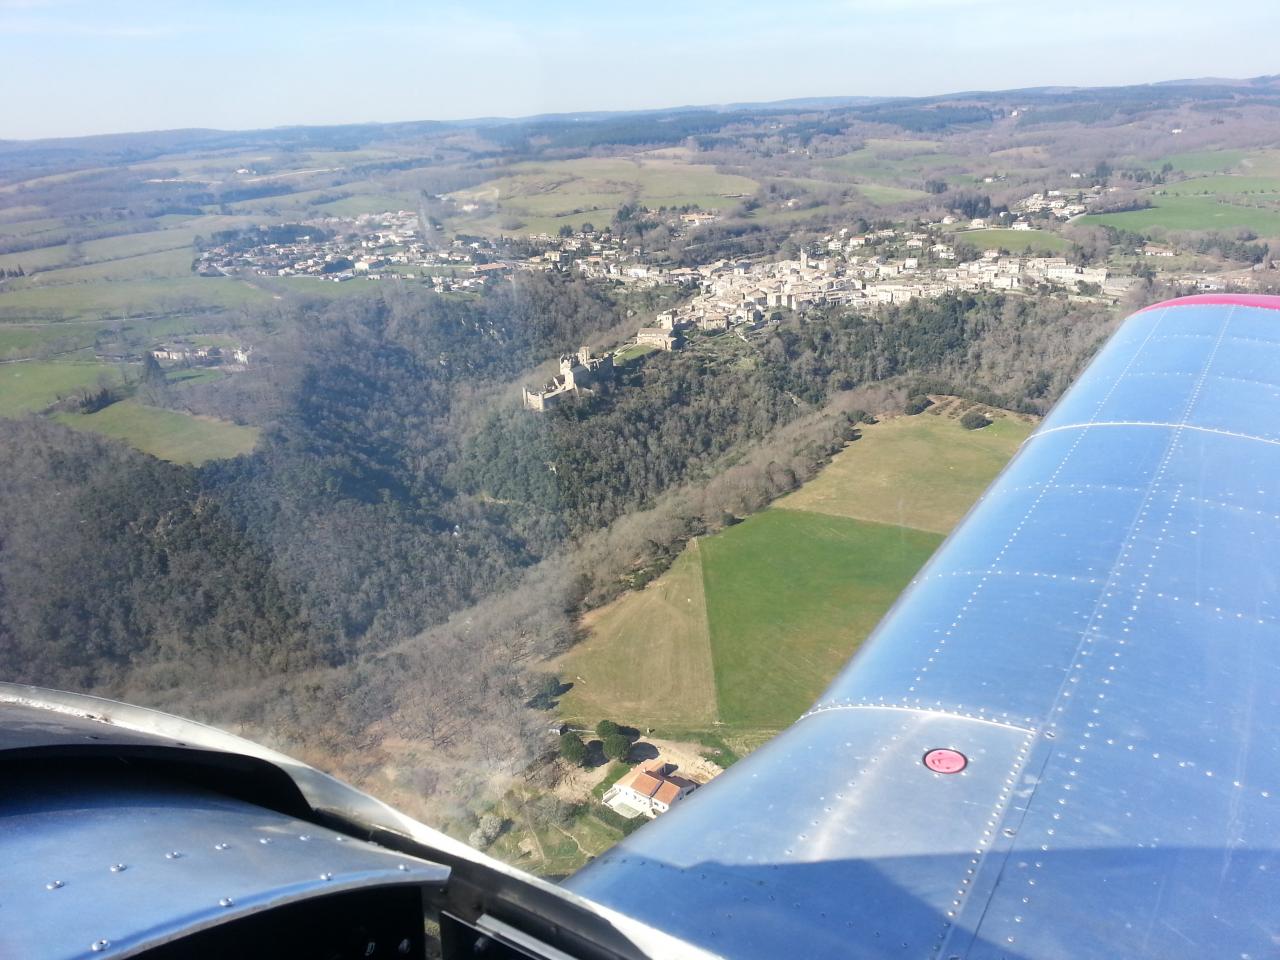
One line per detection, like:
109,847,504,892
905,394,933,415
595,719,620,739
603,733,631,761
559,731,588,766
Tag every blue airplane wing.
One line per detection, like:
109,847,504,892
565,294,1280,958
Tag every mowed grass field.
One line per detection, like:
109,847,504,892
1084,195,1280,234
819,139,961,176
0,216,245,277
1083,193,1280,236
0,276,269,321
778,405,1035,534
0,321,102,357
954,228,1069,254
1076,149,1280,236
1161,149,1249,174
556,407,1033,747
0,360,129,414
556,544,717,729
1159,175,1280,197
55,400,259,464
702,510,941,728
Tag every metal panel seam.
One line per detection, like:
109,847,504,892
797,702,1037,735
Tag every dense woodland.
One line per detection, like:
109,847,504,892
0,266,1131,816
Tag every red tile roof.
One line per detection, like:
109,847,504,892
629,773,663,798
616,760,697,807
653,782,681,806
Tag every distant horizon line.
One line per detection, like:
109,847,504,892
4,71,1276,146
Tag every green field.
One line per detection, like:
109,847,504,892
702,509,941,728
0,360,129,414
13,247,195,285
1159,175,1280,197
614,342,659,365
746,202,847,227
1082,194,1280,236
0,216,63,238
448,156,759,236
778,405,1035,533
0,219,223,277
0,276,269,321
855,183,930,204
0,321,102,357
55,399,259,464
1161,149,1249,174
955,228,1069,254
557,407,1032,747
557,544,717,729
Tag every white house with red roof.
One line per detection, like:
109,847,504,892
602,759,700,819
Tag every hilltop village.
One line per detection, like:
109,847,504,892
191,175,1276,414
519,238,1121,409
194,188,1121,305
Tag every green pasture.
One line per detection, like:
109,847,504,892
1082,194,1280,235
954,228,1069,254
0,360,130,415
56,399,259,464
0,277,269,321
701,509,942,729
559,408,1031,745
1158,175,1280,197
778,408,1034,533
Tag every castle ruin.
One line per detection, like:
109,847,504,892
522,346,615,412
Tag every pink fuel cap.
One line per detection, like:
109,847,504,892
923,748,968,774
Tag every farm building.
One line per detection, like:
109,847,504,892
602,759,699,819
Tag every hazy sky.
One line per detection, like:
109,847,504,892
3,0,1278,140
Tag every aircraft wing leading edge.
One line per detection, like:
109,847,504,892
566,294,1280,958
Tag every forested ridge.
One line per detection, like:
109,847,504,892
0,421,309,687
0,274,1124,818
